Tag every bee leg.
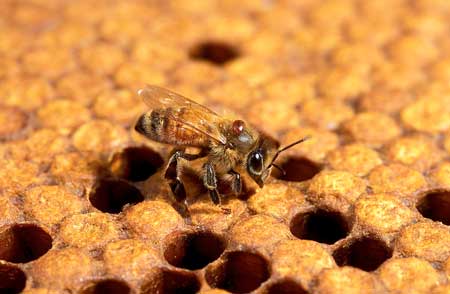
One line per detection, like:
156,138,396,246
165,150,205,215
204,163,231,214
229,170,242,195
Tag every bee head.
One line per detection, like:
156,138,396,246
246,136,309,188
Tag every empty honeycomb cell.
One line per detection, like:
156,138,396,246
263,279,308,294
355,194,416,235
430,162,450,188
385,135,444,172
37,99,91,135
272,240,335,288
205,251,270,293
72,120,129,153
281,127,339,163
89,179,144,214
341,112,401,146
56,71,112,105
141,268,201,294
368,164,427,196
272,156,323,182
110,146,164,182
0,263,26,294
104,239,159,281
327,144,382,177
79,42,126,75
396,222,450,263
0,223,52,263
290,209,350,244
30,247,100,290
417,190,450,225
378,257,443,294
0,106,28,139
189,40,240,65
300,99,354,130
401,97,450,134
58,212,122,250
247,182,307,220
229,214,291,250
93,89,146,125
163,230,226,270
313,266,382,294
124,200,185,244
24,185,86,226
332,236,392,272
307,170,367,212
79,279,132,294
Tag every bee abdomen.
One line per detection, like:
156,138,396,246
135,109,209,147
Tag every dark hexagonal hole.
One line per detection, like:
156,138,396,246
164,230,226,270
110,146,164,182
89,179,144,214
141,269,200,294
0,224,52,263
205,251,270,294
332,236,392,272
272,156,322,182
265,279,308,294
290,209,350,244
189,41,240,65
79,279,131,294
417,190,450,225
0,264,26,294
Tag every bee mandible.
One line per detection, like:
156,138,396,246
135,85,307,211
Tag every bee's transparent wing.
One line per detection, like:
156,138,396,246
139,85,227,145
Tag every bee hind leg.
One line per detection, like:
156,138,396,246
203,162,231,214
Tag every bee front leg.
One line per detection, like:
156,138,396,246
229,170,242,195
203,163,231,214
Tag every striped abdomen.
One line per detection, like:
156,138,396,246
135,109,211,147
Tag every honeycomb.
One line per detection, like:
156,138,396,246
1,0,450,293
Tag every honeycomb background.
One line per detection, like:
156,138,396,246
1,0,450,293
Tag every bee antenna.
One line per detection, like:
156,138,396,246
278,136,311,153
271,136,310,165
270,163,286,176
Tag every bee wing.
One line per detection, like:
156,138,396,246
138,85,227,145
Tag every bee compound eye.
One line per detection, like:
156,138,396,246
248,152,263,174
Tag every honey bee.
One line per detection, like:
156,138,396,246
135,85,307,211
